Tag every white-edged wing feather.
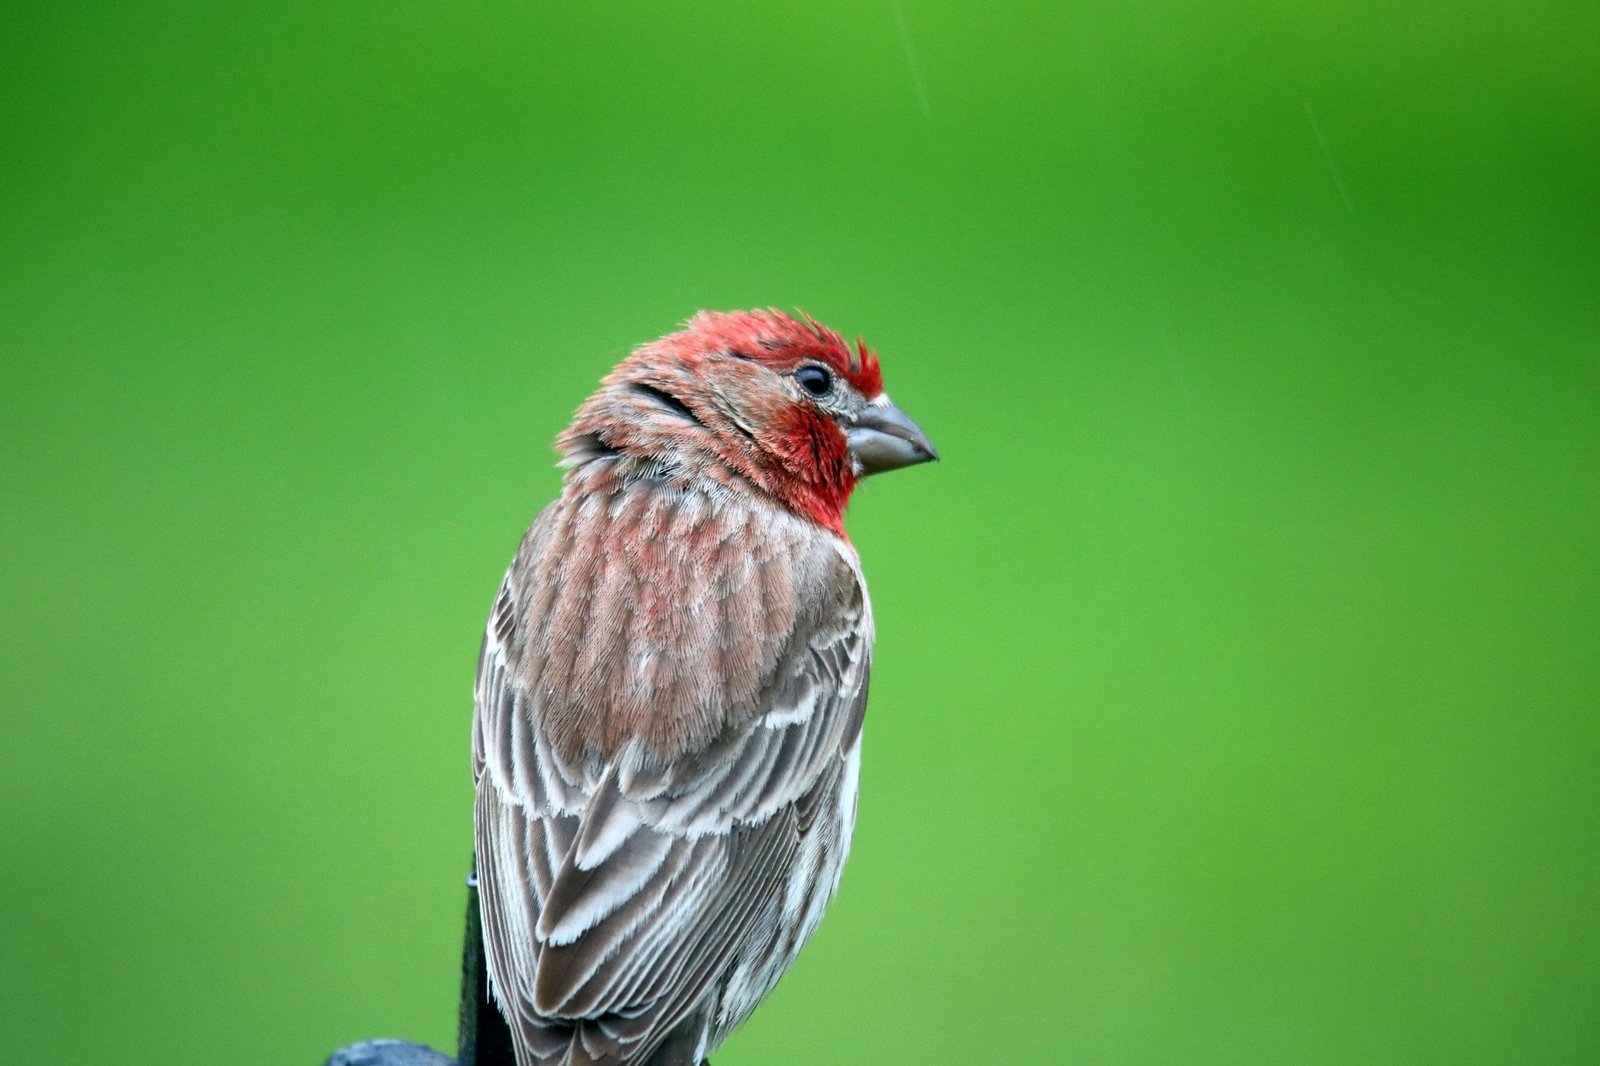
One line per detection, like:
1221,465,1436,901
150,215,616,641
472,488,870,1066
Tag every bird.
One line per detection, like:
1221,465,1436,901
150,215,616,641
471,309,937,1066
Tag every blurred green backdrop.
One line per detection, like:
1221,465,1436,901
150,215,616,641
3,2,1598,1063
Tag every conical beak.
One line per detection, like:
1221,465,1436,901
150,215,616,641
847,395,939,475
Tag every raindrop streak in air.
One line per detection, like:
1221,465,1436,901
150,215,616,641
1304,100,1356,215
890,0,933,118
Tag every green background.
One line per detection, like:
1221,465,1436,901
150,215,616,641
4,2,1597,1063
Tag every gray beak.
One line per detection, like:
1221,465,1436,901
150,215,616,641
847,396,939,475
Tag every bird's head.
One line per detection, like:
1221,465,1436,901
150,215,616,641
559,309,937,535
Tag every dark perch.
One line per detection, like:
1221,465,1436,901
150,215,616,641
326,872,515,1066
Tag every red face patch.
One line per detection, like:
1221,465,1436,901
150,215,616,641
673,309,884,399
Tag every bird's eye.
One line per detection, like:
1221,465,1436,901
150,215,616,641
795,365,833,397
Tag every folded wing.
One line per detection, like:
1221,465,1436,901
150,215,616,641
473,488,869,1065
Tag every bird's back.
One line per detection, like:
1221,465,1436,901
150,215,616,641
473,465,871,1065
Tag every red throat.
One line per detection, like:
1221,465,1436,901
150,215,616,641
776,408,858,537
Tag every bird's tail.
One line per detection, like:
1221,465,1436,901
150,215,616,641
557,1017,705,1066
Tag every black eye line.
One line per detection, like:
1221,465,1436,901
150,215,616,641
632,383,706,428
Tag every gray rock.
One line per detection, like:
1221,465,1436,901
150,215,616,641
324,1038,454,1066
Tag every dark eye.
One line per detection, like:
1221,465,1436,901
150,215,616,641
795,365,833,397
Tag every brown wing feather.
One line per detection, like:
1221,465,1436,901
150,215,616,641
473,470,869,1065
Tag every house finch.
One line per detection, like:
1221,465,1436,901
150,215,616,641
472,310,936,1066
